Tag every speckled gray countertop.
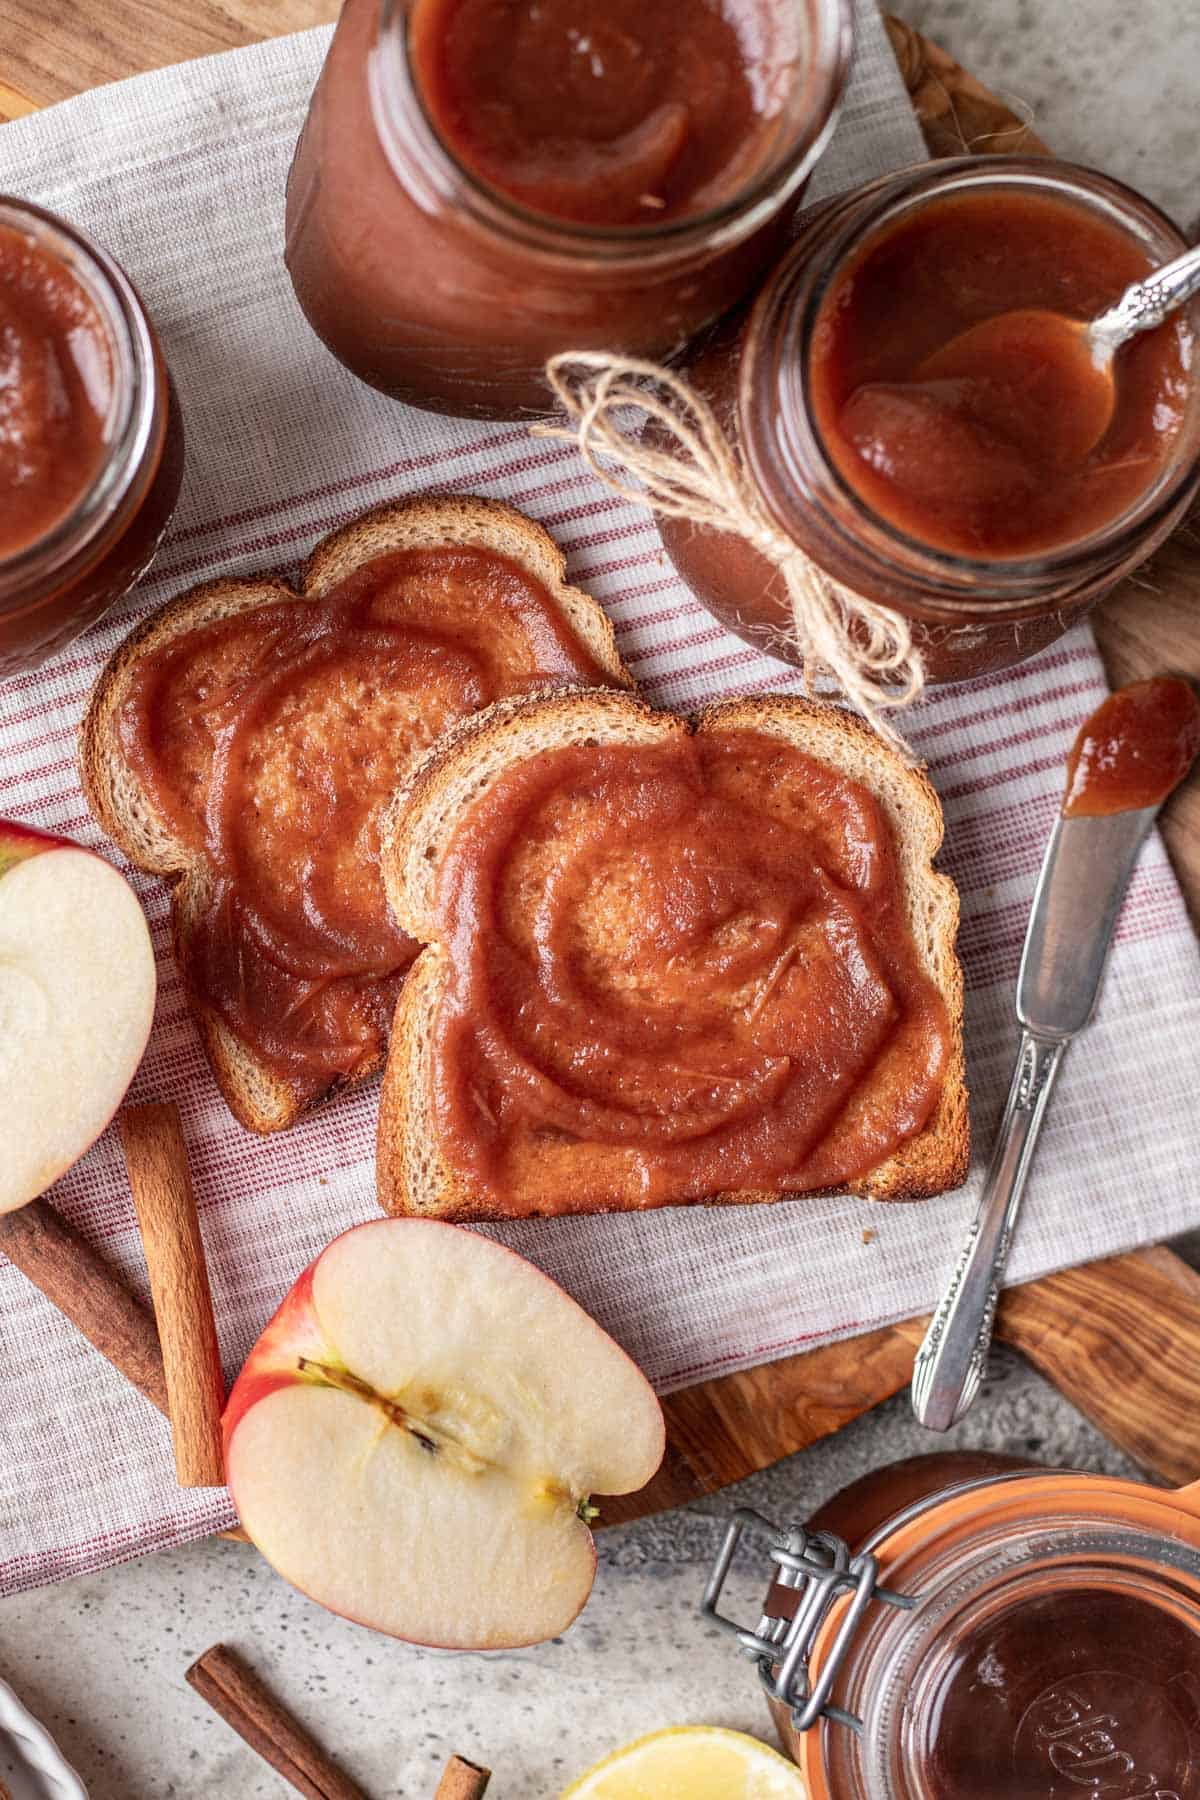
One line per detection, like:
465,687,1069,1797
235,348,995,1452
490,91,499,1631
0,1347,1157,1798
3,3,1198,1794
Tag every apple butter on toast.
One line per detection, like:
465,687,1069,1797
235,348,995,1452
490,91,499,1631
378,688,968,1220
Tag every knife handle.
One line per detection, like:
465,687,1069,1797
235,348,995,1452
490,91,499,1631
911,1028,1069,1432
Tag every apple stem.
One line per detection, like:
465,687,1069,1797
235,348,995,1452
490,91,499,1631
577,1498,599,1523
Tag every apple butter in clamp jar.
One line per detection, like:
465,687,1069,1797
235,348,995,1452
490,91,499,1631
660,158,1200,684
704,1452,1200,1799
283,0,852,420
0,197,184,681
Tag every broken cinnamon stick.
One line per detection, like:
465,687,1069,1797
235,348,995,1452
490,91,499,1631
435,1755,492,1798
0,1197,167,1409
120,1103,225,1486
186,1644,368,1800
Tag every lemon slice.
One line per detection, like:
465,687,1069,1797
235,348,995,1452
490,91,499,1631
561,1725,808,1798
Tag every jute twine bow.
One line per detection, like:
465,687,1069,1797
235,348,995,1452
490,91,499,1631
533,352,925,759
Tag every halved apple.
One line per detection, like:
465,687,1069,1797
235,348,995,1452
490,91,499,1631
223,1219,666,1649
0,821,157,1213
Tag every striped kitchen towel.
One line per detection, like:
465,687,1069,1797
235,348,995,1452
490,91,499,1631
1,3,1199,1595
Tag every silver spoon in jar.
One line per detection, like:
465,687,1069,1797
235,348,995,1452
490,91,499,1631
915,240,1200,466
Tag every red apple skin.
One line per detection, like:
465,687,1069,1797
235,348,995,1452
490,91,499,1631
0,819,73,875
221,1260,325,1458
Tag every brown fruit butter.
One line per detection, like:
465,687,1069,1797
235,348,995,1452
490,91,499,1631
426,724,951,1215
0,199,183,679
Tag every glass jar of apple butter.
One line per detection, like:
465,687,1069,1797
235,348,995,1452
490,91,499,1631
704,1451,1200,1799
283,0,853,420
661,159,1200,684
0,197,184,681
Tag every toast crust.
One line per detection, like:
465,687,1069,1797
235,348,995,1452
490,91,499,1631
79,496,629,1132
377,689,968,1219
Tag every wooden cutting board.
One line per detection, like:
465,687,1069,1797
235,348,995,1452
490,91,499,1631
3,10,1200,1512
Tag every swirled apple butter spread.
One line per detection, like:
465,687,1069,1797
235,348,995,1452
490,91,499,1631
0,221,113,558
429,729,952,1210
1063,675,1200,818
116,545,610,1113
410,0,797,226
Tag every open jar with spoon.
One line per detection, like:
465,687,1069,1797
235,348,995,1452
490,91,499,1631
659,157,1200,684
705,1452,1200,1799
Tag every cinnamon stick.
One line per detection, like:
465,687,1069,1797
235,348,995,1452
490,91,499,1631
435,1755,492,1798
0,1197,167,1409
186,1644,368,1800
120,1103,225,1486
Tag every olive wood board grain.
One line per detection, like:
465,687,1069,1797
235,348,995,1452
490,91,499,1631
2,15,1200,1512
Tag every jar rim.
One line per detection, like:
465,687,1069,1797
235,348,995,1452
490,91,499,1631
0,196,160,605
370,0,854,263
740,156,1200,619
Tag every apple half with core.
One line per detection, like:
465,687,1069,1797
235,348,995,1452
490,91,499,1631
224,1219,666,1648
0,821,157,1213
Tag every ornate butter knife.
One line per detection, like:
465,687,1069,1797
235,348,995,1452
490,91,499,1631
913,672,1200,1431
910,800,1160,1431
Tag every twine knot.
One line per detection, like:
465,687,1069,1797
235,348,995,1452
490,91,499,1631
534,352,925,759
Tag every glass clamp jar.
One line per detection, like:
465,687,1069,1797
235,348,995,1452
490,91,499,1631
702,1463,1200,1800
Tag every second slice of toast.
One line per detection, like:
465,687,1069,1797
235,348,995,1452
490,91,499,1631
377,688,968,1220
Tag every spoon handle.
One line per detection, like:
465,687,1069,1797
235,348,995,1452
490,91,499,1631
1091,241,1200,352
910,1029,1069,1432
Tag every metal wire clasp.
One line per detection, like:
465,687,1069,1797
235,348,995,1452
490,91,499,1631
701,1507,917,1735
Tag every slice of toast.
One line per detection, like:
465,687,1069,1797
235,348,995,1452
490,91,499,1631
377,688,968,1221
80,495,629,1132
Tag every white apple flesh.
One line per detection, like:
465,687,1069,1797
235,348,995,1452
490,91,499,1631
0,822,157,1213
223,1219,666,1649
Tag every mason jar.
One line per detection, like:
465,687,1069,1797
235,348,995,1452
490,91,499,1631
660,159,1200,685
283,0,853,420
0,197,184,681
